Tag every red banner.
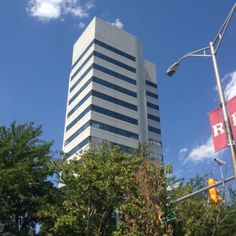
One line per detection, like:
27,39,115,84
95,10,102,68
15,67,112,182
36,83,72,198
226,96,236,140
209,95,236,153
208,108,227,152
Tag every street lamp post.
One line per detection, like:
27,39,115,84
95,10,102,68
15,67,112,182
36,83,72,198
166,3,236,179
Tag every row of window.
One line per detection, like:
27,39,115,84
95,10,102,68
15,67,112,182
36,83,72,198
66,113,160,146
71,50,136,82
70,64,93,93
70,63,136,93
91,120,138,140
67,91,91,118
66,104,138,132
146,90,158,99
69,75,137,106
92,90,137,111
65,119,139,147
71,52,93,81
65,135,135,159
147,102,159,110
149,138,162,147
65,135,163,159
147,113,160,122
92,104,138,125
69,78,92,105
66,106,90,132
64,121,90,146
71,39,136,70
93,63,136,85
91,136,135,153
71,41,94,70
94,39,136,61
93,77,137,97
148,126,161,134
66,137,89,158
94,51,136,73
145,80,157,88
68,89,137,118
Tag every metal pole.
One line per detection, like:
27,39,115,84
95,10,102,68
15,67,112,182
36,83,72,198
219,164,227,203
209,42,236,179
174,175,235,204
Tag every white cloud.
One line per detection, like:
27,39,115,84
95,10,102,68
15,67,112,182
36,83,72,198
65,5,88,17
78,22,85,29
224,70,236,101
27,0,94,21
110,18,124,29
184,137,215,164
179,147,188,155
178,147,188,161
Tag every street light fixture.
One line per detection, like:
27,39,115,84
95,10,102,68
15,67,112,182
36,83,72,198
166,3,236,179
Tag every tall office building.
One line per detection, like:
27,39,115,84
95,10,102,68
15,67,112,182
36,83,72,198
62,17,162,162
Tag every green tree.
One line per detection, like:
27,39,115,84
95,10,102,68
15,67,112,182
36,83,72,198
115,161,173,236
0,122,57,235
40,144,142,236
171,175,236,236
38,141,236,236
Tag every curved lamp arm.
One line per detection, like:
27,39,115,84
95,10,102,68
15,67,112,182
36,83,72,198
213,3,236,53
166,46,210,76
166,3,236,77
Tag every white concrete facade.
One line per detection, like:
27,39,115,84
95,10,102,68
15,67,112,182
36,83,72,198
62,17,162,162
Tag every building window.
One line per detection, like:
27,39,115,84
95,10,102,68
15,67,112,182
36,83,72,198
70,65,93,92
94,51,136,73
147,113,160,122
92,90,137,111
149,138,162,147
93,77,137,97
69,76,137,107
93,63,136,85
92,105,138,125
90,136,135,153
71,39,136,70
146,91,158,99
91,120,139,140
71,40,94,70
69,78,92,105
145,80,157,88
70,53,94,81
64,121,90,146
66,104,138,132
67,89,137,118
94,39,136,61
67,92,92,118
66,106,90,132
70,63,136,93
148,126,161,134
65,137,89,158
147,102,159,110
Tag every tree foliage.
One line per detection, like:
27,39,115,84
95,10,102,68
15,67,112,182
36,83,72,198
40,144,142,235
1,122,236,235
170,175,236,236
0,122,56,235
115,161,173,236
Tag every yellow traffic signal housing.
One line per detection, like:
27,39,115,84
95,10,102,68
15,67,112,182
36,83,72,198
207,178,222,204
157,210,163,223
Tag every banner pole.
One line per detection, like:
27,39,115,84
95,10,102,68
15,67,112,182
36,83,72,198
209,42,236,179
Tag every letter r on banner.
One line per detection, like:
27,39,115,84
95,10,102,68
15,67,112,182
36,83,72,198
226,96,236,140
209,108,227,152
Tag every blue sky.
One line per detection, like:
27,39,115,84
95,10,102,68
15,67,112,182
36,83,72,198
1,0,236,181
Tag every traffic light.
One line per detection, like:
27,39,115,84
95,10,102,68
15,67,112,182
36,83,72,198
156,210,164,223
207,178,222,204
156,207,176,224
